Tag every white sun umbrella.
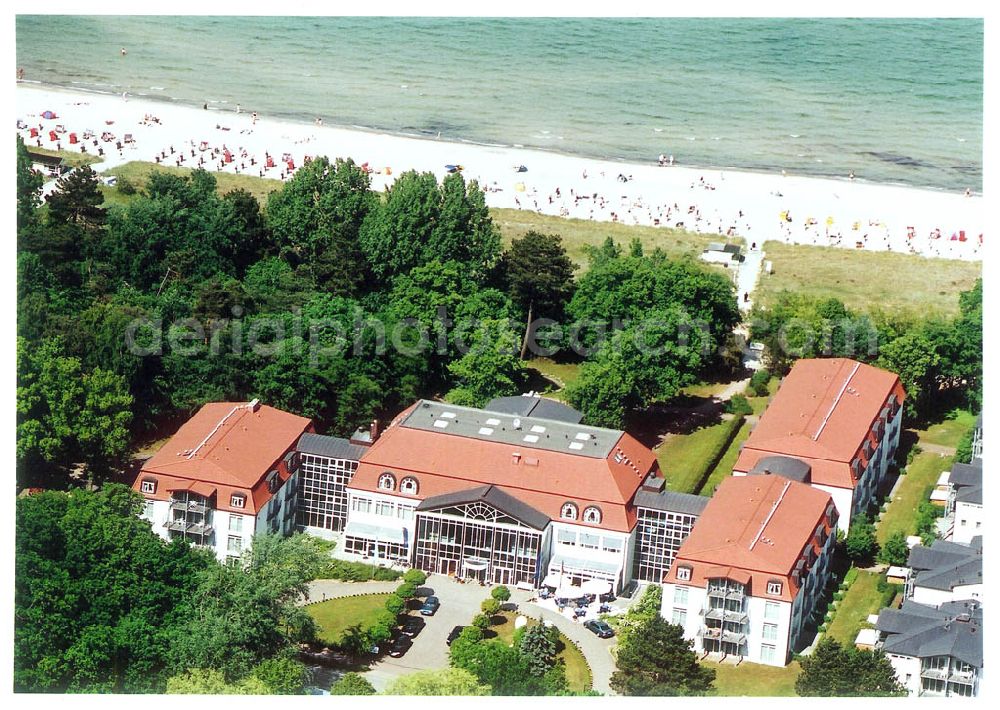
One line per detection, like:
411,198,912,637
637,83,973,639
556,582,583,599
581,578,613,596
541,571,563,589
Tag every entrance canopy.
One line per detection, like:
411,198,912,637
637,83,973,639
344,520,406,544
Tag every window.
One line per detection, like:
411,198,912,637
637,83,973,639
674,586,689,605
143,500,155,518
760,644,776,664
398,506,414,520
352,497,372,513
378,472,396,491
557,529,576,545
230,493,246,509
764,601,780,620
676,566,691,581
671,608,688,626
140,478,156,494
602,537,623,553
400,476,419,495
579,533,599,549
560,502,578,520
583,506,602,524
762,623,778,642
227,535,243,556
767,580,783,596
229,515,243,533
376,500,394,517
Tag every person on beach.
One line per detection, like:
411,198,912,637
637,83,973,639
121,47,127,56
849,170,855,180
251,111,258,124
236,104,241,114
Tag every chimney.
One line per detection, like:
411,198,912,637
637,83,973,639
512,452,521,465
248,398,261,412
370,419,380,443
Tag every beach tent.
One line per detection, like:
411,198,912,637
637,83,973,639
266,156,275,168
69,133,78,144
42,110,56,119
48,131,58,142
29,128,38,138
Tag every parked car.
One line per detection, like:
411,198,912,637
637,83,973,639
400,615,425,638
388,634,412,657
583,619,615,638
446,625,465,646
420,596,441,616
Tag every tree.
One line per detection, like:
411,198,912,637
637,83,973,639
500,231,576,357
385,594,406,616
45,165,106,230
330,672,376,695
876,329,941,419
748,369,771,396
403,569,428,586
516,623,559,677
165,668,270,694
445,318,525,407
221,188,270,276
15,485,210,692
796,637,906,696
491,585,511,602
610,615,715,696
844,514,879,563
877,531,910,567
250,656,308,694
385,668,491,696
17,136,44,230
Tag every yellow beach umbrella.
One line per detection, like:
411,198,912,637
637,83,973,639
515,182,526,192
826,216,834,226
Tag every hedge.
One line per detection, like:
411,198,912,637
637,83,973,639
318,559,403,582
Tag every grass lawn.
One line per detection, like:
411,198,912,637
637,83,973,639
698,418,753,496
523,358,581,401
681,381,732,399
877,450,953,545
305,594,391,646
658,415,744,494
912,410,977,449
706,659,801,696
491,208,721,271
104,160,283,206
756,240,980,318
747,375,779,415
824,571,883,646
491,611,592,693
30,146,104,168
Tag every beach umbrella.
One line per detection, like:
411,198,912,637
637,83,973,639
42,110,56,119
515,182,526,192
826,216,834,226
581,578,612,595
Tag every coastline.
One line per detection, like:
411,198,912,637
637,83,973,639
17,83,984,262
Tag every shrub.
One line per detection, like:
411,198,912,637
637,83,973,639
844,567,859,587
395,582,417,599
330,672,376,695
481,598,501,616
723,395,753,416
384,594,406,616
320,559,402,582
833,592,844,602
403,569,428,586
906,445,923,467
472,613,491,630
818,624,827,633
117,176,136,195
491,585,512,602
748,369,770,396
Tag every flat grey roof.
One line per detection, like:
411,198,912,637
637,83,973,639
485,395,583,424
634,489,710,516
296,433,369,461
417,484,550,530
401,399,622,459
749,455,811,484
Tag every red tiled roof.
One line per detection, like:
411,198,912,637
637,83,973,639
137,402,312,514
664,475,833,601
735,358,905,488
347,403,655,532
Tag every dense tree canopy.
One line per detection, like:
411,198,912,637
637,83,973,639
795,638,906,696
385,668,491,696
610,614,715,696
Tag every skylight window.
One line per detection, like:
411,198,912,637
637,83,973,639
530,425,546,433
486,418,501,426
441,411,456,419
433,420,449,429
569,442,585,450
478,427,495,435
575,432,591,441
523,434,540,443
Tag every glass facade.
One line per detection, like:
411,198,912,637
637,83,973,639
632,506,699,582
295,453,358,532
414,503,543,586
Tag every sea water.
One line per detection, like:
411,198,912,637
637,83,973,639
15,16,983,191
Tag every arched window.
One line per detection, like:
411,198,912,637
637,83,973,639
378,472,396,491
583,506,602,524
400,476,419,495
560,502,578,520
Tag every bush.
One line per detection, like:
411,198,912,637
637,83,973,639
906,445,923,467
818,624,827,633
843,568,859,587
117,176,136,195
403,569,428,586
395,582,417,599
723,395,753,416
748,369,771,396
320,559,402,582
471,613,491,630
330,672,376,695
481,598,501,616
833,592,844,602
384,594,406,616
491,585,511,602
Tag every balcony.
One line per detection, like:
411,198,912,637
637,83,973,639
707,588,745,601
920,668,949,681
169,499,207,514
698,626,747,645
703,608,749,624
164,519,214,536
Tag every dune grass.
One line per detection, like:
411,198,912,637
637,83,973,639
706,659,801,696
756,240,980,318
305,594,391,646
491,611,592,693
104,160,283,206
491,208,721,271
29,146,104,168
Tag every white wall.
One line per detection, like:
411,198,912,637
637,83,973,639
547,520,629,585
814,484,854,534
911,582,983,607
141,499,253,563
886,653,922,696
952,502,983,544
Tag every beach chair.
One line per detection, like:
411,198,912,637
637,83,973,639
48,131,58,142
124,133,134,144
69,133,78,144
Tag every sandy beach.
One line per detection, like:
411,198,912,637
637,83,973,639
17,83,983,262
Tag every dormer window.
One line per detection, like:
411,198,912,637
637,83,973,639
378,472,396,491
400,476,419,495
767,580,783,596
676,566,692,581
230,493,246,509
140,478,157,494
583,506,602,524
560,502,578,520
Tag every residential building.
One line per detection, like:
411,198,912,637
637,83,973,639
661,475,838,667
875,599,983,697
941,460,983,544
905,538,982,606
134,400,312,562
294,432,371,539
733,358,905,533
